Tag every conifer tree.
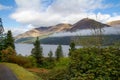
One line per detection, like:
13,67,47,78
55,45,63,61
31,37,43,64
69,42,76,56
5,30,15,49
48,50,53,62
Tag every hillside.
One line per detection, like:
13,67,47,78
15,18,118,44
69,18,110,31
16,18,110,40
15,35,120,46
107,20,120,26
16,23,72,40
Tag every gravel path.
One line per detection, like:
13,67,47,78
0,64,18,80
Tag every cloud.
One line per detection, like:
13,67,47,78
48,0,109,14
0,4,12,10
10,0,116,27
107,15,120,22
4,24,35,36
50,26,120,37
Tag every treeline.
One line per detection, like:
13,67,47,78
15,34,120,46
0,32,65,68
40,35,120,45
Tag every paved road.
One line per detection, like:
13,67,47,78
0,64,18,80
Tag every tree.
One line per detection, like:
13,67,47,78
31,37,43,65
69,42,76,56
5,30,15,49
48,50,53,62
55,45,63,61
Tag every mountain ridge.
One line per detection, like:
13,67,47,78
16,18,117,41
15,23,72,40
69,18,110,31
107,20,120,26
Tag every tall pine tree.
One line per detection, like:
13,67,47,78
31,37,43,65
69,42,76,56
5,30,15,49
55,45,63,61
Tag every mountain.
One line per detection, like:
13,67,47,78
69,18,110,31
107,20,120,26
15,23,72,40
15,18,114,43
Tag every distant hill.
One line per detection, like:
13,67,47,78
107,20,120,26
15,35,120,46
16,18,118,44
15,23,72,40
69,18,110,31
16,18,110,39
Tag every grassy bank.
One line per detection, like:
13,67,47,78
3,63,42,80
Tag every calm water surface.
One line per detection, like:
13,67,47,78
15,44,71,57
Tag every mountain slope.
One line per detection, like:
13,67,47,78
107,20,120,26
15,23,72,40
69,18,110,31
15,18,114,44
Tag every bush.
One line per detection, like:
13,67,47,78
68,47,120,80
27,56,37,67
48,47,120,80
8,55,33,68
39,57,55,69
54,58,70,69
48,68,69,80
0,46,16,62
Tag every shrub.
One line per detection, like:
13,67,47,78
48,68,69,80
39,57,55,69
8,55,33,68
48,47,120,80
68,47,120,80
0,46,16,62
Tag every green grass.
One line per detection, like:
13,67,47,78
3,63,42,80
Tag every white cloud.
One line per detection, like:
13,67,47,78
48,0,108,14
8,0,120,36
0,4,12,10
50,26,120,37
107,15,120,22
4,24,35,36
10,0,117,27
15,0,41,11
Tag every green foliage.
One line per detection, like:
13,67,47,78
69,42,76,56
54,58,70,69
0,30,15,51
27,55,37,67
31,37,43,66
40,57,55,69
48,47,120,80
68,47,120,80
74,35,120,46
0,46,16,62
41,58,70,80
48,68,69,80
5,30,15,49
55,45,63,61
8,55,33,68
48,50,53,62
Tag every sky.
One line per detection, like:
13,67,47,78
0,0,120,36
